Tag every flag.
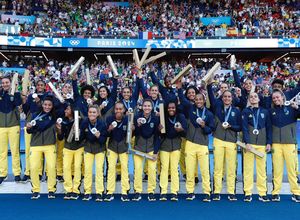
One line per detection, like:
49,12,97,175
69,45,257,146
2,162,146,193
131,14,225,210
138,31,153,39
173,31,186,40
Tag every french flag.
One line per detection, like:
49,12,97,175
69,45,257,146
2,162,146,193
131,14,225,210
139,31,153,39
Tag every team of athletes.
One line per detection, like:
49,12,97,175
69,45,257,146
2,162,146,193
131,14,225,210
0,58,299,203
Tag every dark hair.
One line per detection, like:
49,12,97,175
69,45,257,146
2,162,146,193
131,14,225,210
42,95,56,119
142,98,153,108
272,79,284,86
80,84,95,97
166,101,178,117
185,86,199,100
97,85,110,101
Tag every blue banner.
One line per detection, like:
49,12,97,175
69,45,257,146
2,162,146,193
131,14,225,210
0,35,299,49
103,2,130,7
1,14,36,24
200,16,231,26
0,67,25,74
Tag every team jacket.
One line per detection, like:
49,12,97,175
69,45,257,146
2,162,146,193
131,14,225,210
120,81,139,113
106,115,128,154
95,78,118,120
269,105,300,144
26,111,56,146
133,112,160,154
242,107,272,145
0,90,22,127
57,117,83,150
80,118,107,154
22,92,49,120
149,71,177,104
160,113,187,152
72,79,89,117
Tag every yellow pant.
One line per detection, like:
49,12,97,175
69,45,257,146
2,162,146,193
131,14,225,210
0,126,21,177
30,145,56,193
56,138,64,176
24,129,31,176
272,144,300,195
295,145,299,175
213,138,237,194
63,147,84,194
180,138,198,177
84,152,105,194
107,150,130,194
185,141,211,194
243,145,267,196
134,152,157,193
144,154,161,175
159,150,180,194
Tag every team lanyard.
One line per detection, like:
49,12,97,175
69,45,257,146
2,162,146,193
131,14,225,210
88,120,97,133
223,106,232,123
152,99,159,112
142,114,152,124
168,116,177,125
196,107,206,119
251,108,260,131
123,99,132,110
33,112,48,121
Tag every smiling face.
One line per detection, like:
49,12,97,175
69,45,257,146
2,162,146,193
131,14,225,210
150,85,159,100
222,91,233,106
194,93,205,108
167,102,176,116
122,87,131,100
36,81,46,93
114,102,124,120
219,83,228,93
62,83,72,94
64,105,73,118
99,87,108,99
272,91,284,106
164,76,172,88
1,78,11,91
83,90,92,100
42,100,53,113
244,79,253,92
88,107,99,121
186,88,196,101
142,100,153,115
249,92,260,105
272,83,283,91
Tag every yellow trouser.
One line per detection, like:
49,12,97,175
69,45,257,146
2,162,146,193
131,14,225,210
243,144,267,196
144,154,161,175
24,128,31,176
56,137,64,176
159,150,180,194
30,145,56,193
84,152,105,194
107,150,130,194
180,138,198,177
272,144,300,195
213,138,237,194
0,126,21,177
63,147,84,194
295,145,299,175
134,151,157,193
185,141,211,194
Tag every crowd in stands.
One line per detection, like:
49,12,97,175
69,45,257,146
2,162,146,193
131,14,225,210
0,0,298,38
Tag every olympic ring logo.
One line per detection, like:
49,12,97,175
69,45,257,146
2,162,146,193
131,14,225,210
69,40,80,46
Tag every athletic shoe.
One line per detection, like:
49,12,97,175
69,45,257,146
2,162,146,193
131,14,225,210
228,194,237,201
143,175,148,181
14,175,21,183
21,175,30,183
48,192,55,199
195,177,199,184
95,194,104,202
56,175,64,183
121,194,130,202
186,193,195,201
0,176,7,185
148,193,156,202
70,193,79,200
64,193,72,200
170,194,178,201
212,194,221,201
297,176,300,183
203,194,211,202
244,195,252,202
132,193,142,201
116,174,121,182
31,192,40,200
82,194,92,201
259,196,270,202
104,194,114,202
292,195,300,203
182,174,186,180
271,194,280,202
159,194,167,201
